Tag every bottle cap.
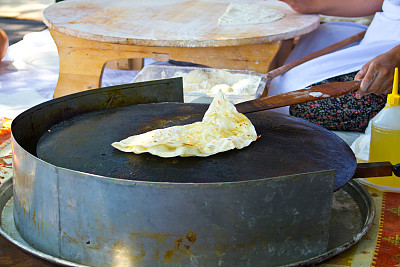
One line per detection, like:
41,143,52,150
386,67,400,108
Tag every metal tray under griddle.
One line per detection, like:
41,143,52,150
0,178,375,266
9,79,362,266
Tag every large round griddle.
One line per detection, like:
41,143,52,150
36,102,356,190
11,82,363,266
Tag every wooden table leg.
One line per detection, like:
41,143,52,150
105,59,144,70
153,41,281,74
50,29,282,98
50,30,109,98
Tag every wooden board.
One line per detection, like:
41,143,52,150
43,0,319,47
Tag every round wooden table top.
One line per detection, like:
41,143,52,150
43,0,319,47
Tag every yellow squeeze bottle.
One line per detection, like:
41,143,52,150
367,67,400,191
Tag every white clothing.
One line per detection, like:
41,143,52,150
269,0,400,115
0,30,141,119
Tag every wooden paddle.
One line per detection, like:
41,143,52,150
264,30,366,92
236,30,366,114
236,80,361,114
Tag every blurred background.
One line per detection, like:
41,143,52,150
0,0,52,45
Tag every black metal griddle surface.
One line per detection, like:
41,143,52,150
36,103,356,189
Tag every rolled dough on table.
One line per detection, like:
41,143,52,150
218,3,285,26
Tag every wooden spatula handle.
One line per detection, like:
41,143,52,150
352,162,400,178
236,80,361,114
264,30,366,93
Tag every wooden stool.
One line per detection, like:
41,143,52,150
43,0,319,98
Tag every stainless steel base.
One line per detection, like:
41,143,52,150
0,177,374,267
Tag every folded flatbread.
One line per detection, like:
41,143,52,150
112,90,258,157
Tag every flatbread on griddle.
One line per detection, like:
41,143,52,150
112,90,258,157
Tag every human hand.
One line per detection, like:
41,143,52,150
354,45,400,98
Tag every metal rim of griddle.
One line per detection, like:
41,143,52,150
15,78,356,191
7,80,373,266
0,177,375,267
34,102,356,188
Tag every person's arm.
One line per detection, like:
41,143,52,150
354,44,400,98
278,0,383,17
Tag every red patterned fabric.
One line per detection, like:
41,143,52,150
372,192,400,266
0,130,11,182
0,129,10,145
